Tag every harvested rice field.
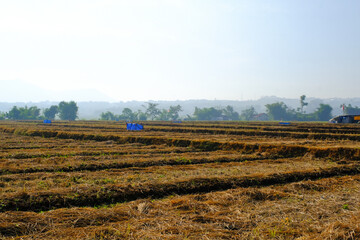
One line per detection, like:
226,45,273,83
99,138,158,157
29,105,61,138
1,120,360,239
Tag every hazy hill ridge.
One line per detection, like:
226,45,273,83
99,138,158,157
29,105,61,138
1,97,359,120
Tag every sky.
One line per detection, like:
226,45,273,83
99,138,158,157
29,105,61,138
0,0,359,102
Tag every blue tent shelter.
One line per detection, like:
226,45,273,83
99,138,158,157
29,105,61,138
126,123,144,131
43,119,52,124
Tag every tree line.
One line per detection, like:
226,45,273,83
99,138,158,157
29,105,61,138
2,96,360,122
0,101,79,121
100,96,360,122
264,96,360,121
100,103,183,121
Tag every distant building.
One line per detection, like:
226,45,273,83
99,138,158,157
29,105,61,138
213,116,228,121
252,113,269,121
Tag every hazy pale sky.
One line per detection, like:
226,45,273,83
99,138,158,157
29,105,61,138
0,0,359,102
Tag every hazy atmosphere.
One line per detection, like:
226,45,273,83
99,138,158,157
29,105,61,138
1,0,359,102
2,2,360,239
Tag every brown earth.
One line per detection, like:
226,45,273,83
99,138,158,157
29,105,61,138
1,120,360,239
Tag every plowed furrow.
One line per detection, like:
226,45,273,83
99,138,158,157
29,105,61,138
0,155,269,175
3,127,360,160
1,164,360,212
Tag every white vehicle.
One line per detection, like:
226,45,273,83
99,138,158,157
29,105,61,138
329,115,360,123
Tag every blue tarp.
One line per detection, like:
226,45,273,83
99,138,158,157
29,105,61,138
43,119,52,124
279,122,290,125
126,123,144,131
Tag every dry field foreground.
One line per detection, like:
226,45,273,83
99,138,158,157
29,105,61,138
1,121,360,239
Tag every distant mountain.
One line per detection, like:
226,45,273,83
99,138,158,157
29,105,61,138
1,97,360,119
0,80,114,102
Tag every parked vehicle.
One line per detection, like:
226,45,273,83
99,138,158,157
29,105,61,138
329,115,360,123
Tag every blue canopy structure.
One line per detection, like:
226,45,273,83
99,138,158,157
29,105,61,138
43,120,52,124
126,123,144,131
